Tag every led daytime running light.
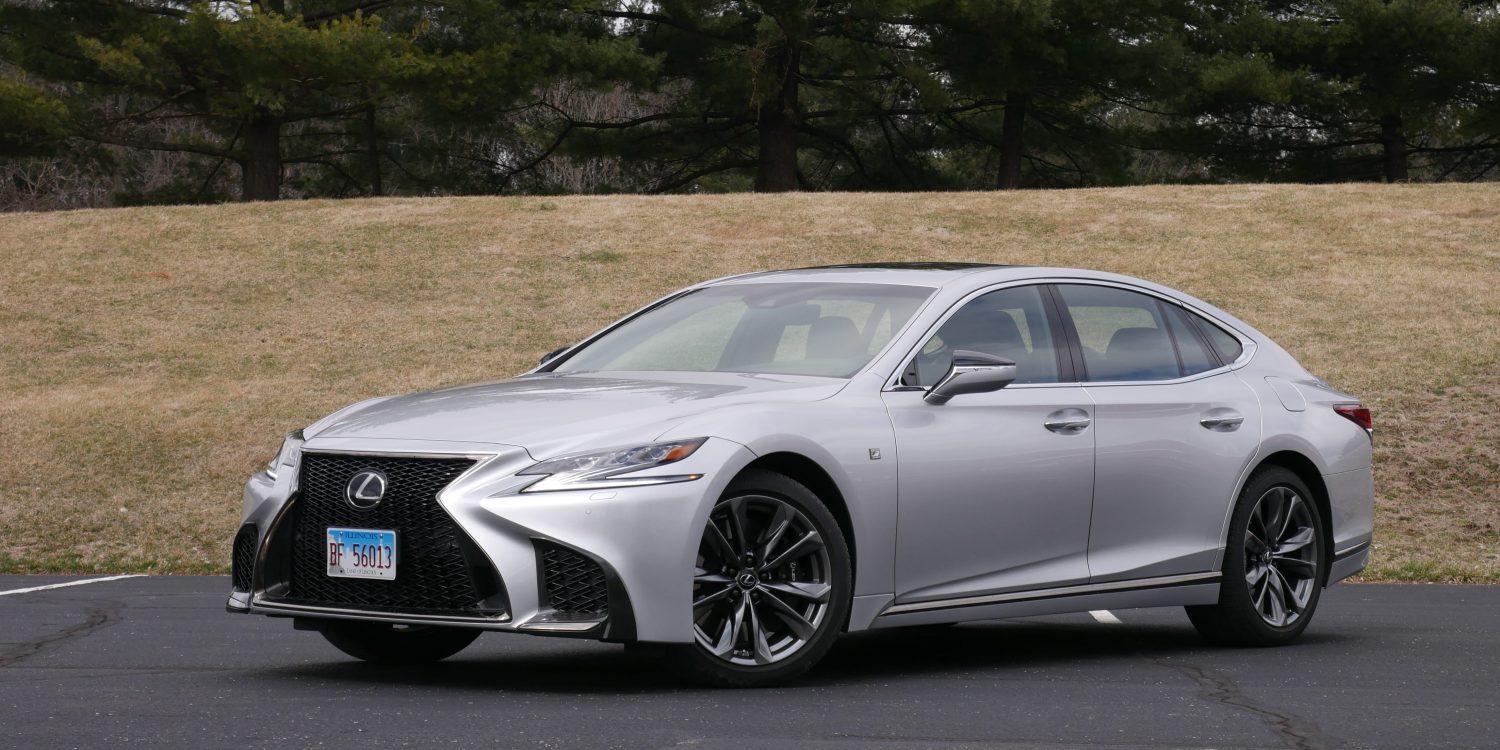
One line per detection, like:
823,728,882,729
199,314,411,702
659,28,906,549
518,438,707,492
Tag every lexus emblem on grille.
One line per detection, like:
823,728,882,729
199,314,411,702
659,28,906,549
345,469,388,510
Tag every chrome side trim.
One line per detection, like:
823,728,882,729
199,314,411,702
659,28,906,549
880,572,1222,616
879,276,1255,391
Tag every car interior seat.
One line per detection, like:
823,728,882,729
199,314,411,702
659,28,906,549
806,315,865,361
1099,326,1180,381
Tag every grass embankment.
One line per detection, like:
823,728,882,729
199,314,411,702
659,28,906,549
0,185,1496,580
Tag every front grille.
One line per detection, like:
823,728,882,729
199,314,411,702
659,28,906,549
280,453,504,616
232,524,258,592
538,541,609,616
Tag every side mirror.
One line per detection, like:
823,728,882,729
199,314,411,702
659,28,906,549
924,350,1017,405
539,346,570,367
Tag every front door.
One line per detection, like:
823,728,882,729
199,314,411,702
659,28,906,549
883,284,1096,605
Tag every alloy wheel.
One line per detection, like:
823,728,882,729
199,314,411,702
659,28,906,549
692,494,832,666
1244,485,1320,628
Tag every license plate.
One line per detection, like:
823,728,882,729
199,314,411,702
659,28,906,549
326,527,397,580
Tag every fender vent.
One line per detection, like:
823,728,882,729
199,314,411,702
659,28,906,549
231,524,258,592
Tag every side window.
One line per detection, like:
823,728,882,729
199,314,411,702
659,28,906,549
1164,305,1218,376
909,285,1059,387
1195,315,1244,363
1056,285,1182,382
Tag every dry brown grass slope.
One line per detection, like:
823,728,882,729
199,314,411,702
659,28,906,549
0,184,1496,580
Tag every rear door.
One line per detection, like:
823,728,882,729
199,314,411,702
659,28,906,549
1052,283,1261,583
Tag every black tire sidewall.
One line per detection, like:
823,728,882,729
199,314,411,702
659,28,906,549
1215,466,1328,644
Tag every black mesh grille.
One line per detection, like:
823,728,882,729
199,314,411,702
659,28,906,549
232,524,258,592
280,453,501,615
539,541,609,616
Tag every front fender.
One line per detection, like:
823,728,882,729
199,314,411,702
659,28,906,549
659,392,900,611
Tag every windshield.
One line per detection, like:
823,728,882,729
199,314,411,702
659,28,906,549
552,282,935,378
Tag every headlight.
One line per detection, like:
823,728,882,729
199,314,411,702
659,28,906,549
517,438,707,493
264,429,305,481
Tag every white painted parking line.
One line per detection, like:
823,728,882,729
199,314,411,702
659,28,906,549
1089,609,1122,624
0,574,146,597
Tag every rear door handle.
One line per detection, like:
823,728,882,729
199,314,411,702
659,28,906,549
1199,409,1244,432
1044,408,1092,434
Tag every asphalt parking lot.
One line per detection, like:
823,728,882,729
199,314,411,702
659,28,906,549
1,576,1495,749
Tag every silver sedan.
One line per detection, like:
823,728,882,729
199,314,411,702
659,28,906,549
228,263,1374,686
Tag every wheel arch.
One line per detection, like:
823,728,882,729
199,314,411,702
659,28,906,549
1250,450,1334,582
734,452,857,587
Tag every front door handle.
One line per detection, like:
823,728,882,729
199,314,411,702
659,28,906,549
1199,409,1244,432
1044,408,1092,434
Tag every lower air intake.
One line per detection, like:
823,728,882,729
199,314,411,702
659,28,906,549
538,541,610,617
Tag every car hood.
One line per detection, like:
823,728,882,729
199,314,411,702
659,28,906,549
307,371,846,459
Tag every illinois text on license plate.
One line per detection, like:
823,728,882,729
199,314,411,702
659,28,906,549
326,527,397,580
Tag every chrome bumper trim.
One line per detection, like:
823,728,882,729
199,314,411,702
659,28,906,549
1334,540,1370,561
517,619,605,634
1329,541,1370,584
250,598,512,628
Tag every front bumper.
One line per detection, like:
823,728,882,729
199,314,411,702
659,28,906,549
228,437,753,643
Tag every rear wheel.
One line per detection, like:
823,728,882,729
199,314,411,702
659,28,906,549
669,469,852,687
1187,466,1327,645
317,620,479,664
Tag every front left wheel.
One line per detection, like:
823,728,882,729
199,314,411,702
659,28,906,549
669,469,852,687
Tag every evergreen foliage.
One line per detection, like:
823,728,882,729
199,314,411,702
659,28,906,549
1,0,1496,204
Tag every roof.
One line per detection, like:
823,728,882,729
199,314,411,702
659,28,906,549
804,262,1020,272
711,262,1025,287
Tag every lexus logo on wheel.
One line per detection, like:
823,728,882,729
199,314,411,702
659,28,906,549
345,469,388,510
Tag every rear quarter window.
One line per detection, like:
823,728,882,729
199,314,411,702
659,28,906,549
1164,305,1218,376
1192,314,1245,364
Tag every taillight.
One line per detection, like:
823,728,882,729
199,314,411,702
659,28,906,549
1334,404,1373,434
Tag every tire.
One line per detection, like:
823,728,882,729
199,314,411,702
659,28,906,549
316,620,480,665
668,469,853,687
1187,466,1328,646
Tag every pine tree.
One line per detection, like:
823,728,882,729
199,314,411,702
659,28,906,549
0,0,644,201
568,1,952,192
1176,0,1500,182
914,0,1187,189
0,75,68,156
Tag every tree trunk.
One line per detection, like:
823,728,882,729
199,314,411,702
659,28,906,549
242,0,286,201
996,91,1029,190
366,105,382,197
240,114,282,202
1380,111,1408,183
754,43,801,193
